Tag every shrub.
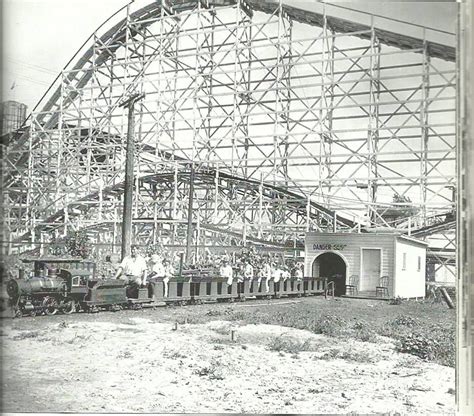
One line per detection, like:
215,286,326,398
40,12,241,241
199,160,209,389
389,297,403,305
354,327,377,343
350,320,377,342
336,350,375,363
212,324,231,336
227,311,246,321
267,335,311,354
397,332,438,360
390,314,419,328
12,331,41,341
310,314,346,336
352,321,365,330
319,347,373,363
431,326,455,367
164,350,187,359
193,360,225,380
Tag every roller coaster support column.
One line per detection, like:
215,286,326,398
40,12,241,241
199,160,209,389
185,164,195,265
119,93,145,258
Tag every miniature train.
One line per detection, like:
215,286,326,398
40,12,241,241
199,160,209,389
6,258,327,317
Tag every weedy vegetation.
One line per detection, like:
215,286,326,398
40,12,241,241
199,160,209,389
193,359,225,380
179,298,454,367
267,334,312,354
156,293,454,367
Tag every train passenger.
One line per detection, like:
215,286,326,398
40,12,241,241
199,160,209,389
162,259,174,297
243,260,254,281
235,261,244,283
272,262,282,292
295,263,303,281
259,260,272,292
220,259,233,286
105,254,121,279
282,266,291,282
148,254,165,278
235,261,245,294
272,263,281,283
115,245,148,287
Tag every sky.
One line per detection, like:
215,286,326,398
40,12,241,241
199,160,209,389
1,0,458,111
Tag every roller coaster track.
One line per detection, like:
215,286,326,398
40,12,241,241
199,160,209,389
2,0,456,256
5,0,455,174
409,215,455,238
12,166,358,245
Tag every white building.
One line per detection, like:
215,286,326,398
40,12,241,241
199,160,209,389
304,232,428,298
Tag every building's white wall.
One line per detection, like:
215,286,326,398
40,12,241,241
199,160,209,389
305,233,395,294
394,239,426,298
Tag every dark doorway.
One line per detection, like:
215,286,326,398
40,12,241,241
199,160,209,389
312,252,347,296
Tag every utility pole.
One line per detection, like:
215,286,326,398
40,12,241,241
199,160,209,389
119,93,145,259
185,164,195,265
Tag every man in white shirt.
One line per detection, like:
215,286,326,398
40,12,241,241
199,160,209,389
271,262,281,295
220,260,234,286
162,259,174,297
259,260,272,292
272,263,282,283
115,245,148,286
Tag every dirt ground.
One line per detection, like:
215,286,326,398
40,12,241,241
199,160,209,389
1,298,455,414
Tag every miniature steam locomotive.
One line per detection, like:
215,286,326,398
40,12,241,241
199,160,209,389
6,258,327,317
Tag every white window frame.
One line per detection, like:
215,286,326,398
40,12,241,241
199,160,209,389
402,252,407,271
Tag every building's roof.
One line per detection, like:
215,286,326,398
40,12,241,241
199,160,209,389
305,231,429,246
396,234,429,246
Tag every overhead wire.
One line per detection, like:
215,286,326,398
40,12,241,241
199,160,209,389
5,57,58,75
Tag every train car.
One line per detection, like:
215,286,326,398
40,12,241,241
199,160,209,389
8,257,153,316
58,268,130,312
7,257,328,317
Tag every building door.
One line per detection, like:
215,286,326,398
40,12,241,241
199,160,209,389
360,249,381,291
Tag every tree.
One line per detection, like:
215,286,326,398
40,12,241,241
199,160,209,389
64,230,91,259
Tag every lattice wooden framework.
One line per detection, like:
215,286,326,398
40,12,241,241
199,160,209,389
1,0,456,262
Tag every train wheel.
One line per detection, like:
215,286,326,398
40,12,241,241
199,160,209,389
90,306,99,313
43,297,58,316
63,299,76,315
